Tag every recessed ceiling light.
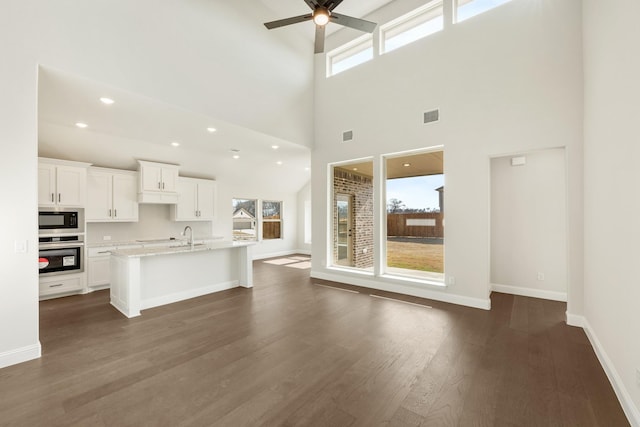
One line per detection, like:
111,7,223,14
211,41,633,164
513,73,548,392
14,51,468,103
353,167,358,171
277,161,283,165
171,142,180,147
75,122,88,129
403,163,411,167
100,97,114,105
233,155,240,159
305,167,310,171
271,145,279,150
207,127,217,133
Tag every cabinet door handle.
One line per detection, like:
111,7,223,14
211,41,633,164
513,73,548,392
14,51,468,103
114,209,117,217
51,193,54,202
162,182,165,190
108,209,111,217
97,251,111,254
49,283,63,288
158,182,161,189
58,193,61,203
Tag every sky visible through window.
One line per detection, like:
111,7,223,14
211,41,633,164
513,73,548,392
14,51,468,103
457,0,512,22
385,17,443,53
387,175,444,211
332,47,373,75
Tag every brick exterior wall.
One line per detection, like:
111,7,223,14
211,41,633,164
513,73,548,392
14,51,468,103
333,168,374,269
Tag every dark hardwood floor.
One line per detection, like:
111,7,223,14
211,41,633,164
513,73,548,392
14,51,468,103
0,257,629,426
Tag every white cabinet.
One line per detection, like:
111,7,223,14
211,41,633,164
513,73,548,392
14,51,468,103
137,160,179,204
172,177,216,221
39,273,84,299
86,244,142,289
87,246,116,288
38,159,90,207
87,168,138,222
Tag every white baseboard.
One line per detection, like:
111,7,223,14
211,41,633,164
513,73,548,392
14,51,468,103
0,343,41,369
582,318,640,427
491,283,567,302
565,312,585,328
311,270,491,310
141,280,239,310
252,250,310,261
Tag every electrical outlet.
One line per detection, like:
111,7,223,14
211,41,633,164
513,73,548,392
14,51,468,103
447,276,456,286
103,236,112,241
537,272,545,281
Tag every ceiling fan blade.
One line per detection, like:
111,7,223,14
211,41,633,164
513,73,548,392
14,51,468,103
330,13,377,33
324,0,344,11
314,25,326,54
264,14,312,30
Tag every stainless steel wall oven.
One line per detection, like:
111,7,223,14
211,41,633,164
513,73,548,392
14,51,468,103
38,235,84,276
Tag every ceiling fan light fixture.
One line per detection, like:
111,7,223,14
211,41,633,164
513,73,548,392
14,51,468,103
313,8,331,26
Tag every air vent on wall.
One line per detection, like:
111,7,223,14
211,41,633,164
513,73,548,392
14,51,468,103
423,109,440,124
342,130,354,142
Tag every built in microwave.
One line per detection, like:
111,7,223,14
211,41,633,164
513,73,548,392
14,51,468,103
38,209,84,234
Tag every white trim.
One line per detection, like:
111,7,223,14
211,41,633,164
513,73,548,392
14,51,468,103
565,312,584,328
583,318,640,427
252,250,310,261
0,343,41,369
141,280,239,311
491,283,567,302
311,269,491,310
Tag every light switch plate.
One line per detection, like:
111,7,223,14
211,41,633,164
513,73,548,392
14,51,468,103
14,240,28,254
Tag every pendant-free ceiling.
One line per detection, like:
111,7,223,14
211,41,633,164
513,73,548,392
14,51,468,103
264,0,377,54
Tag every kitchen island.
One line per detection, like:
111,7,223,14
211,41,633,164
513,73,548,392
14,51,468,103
110,240,254,318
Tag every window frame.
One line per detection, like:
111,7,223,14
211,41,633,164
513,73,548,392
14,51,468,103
379,0,444,55
326,33,374,77
232,198,258,242
453,0,513,23
262,200,283,240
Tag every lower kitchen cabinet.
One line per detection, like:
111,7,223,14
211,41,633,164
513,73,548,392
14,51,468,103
87,244,142,289
39,273,84,299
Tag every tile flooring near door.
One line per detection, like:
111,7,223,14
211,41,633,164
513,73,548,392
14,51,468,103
0,256,629,426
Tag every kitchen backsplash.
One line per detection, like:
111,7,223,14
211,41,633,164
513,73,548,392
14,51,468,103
86,204,215,244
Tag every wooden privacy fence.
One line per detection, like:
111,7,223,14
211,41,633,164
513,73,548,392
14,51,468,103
387,213,444,238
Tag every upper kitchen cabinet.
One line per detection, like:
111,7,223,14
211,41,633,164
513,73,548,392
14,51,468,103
38,158,91,208
137,160,179,204
87,167,138,222
171,177,216,221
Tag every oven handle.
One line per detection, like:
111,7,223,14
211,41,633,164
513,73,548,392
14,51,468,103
39,242,84,250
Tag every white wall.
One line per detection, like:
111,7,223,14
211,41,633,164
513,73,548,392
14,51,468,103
490,148,567,300
86,205,213,244
0,0,313,368
297,182,312,254
583,0,640,422
312,0,584,311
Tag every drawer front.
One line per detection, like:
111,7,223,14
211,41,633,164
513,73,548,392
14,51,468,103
39,276,83,296
88,246,116,257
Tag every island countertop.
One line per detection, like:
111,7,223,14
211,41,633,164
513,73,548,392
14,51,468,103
110,240,254,318
110,240,255,258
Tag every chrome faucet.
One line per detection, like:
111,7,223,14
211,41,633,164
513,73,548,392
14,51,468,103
182,226,194,248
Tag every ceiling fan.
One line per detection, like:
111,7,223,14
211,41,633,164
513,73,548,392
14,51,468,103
264,0,377,54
